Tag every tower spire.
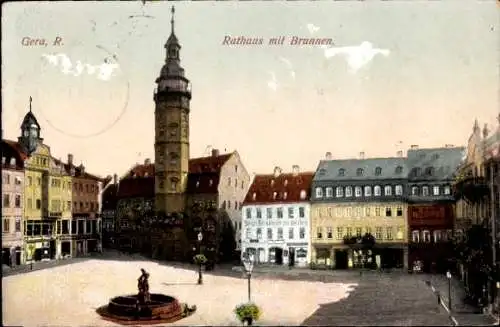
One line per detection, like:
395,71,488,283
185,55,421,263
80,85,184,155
171,6,175,35
29,96,32,112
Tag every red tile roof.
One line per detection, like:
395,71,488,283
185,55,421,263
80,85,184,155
243,172,314,205
186,172,220,194
125,163,155,178
188,153,232,173
2,139,28,160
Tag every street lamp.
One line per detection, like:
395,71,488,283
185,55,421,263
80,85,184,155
446,271,452,311
242,253,255,302
197,231,203,285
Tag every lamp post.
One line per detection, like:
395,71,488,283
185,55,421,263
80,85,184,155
447,271,452,311
197,231,203,285
242,253,255,302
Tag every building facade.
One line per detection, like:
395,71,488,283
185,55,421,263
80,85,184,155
2,142,26,266
407,145,463,273
241,166,313,267
310,152,408,269
101,175,118,248
67,154,103,256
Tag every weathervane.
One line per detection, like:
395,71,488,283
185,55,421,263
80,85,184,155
171,6,175,33
29,96,32,112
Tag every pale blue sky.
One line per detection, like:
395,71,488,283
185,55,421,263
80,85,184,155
2,1,498,177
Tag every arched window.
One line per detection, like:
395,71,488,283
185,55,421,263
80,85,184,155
411,186,419,195
374,185,381,196
336,186,344,197
299,190,307,200
354,186,362,197
345,186,353,197
356,168,364,176
338,168,345,176
364,186,372,197
384,186,392,196
326,187,333,197
425,167,435,176
395,185,403,196
395,166,403,174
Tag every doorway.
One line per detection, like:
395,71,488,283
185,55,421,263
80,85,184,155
49,240,56,259
15,247,21,265
288,247,295,267
275,248,283,265
335,249,349,270
2,248,11,266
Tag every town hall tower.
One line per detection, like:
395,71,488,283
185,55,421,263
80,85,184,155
154,6,191,214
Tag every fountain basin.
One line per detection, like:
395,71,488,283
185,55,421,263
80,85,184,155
96,293,186,325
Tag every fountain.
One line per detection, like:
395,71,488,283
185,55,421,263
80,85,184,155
96,269,196,325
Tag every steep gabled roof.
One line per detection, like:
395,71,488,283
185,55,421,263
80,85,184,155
243,172,314,205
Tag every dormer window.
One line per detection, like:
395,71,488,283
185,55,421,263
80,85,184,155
375,167,382,176
338,168,345,176
319,169,326,176
425,167,434,176
395,166,403,174
356,168,363,176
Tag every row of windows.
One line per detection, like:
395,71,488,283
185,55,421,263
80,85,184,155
250,190,308,201
245,206,306,219
315,226,404,241
25,198,99,212
221,200,243,211
24,219,99,236
227,176,245,190
315,184,452,199
2,173,22,185
316,206,404,218
245,227,307,241
411,229,453,243
2,217,22,233
316,185,403,199
3,194,22,208
2,157,18,166
325,166,401,177
410,185,451,196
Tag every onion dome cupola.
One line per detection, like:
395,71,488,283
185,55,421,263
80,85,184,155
154,6,191,101
19,96,41,156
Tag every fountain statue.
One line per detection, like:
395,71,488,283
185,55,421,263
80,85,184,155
96,268,196,325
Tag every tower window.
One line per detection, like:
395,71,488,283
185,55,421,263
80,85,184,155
170,178,178,191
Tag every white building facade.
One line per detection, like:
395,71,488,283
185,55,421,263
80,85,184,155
240,167,313,267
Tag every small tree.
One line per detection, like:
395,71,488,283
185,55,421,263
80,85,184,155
193,254,207,265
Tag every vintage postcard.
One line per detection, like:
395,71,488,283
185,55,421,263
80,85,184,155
2,1,499,326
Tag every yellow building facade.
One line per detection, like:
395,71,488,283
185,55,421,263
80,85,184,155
310,201,408,268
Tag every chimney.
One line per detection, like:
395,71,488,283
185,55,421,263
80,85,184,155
144,158,151,165
67,153,73,166
273,166,282,177
325,152,332,160
211,149,220,157
113,174,118,185
292,165,300,176
410,145,419,150
445,144,454,148
359,151,365,159
79,164,85,174
397,150,403,157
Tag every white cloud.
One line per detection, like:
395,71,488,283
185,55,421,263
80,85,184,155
41,53,120,81
323,41,390,73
